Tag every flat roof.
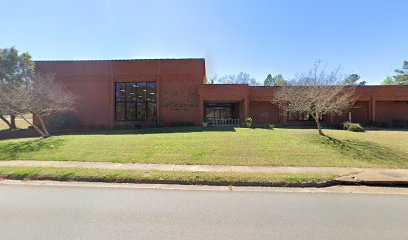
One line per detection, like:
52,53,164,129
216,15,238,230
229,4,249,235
34,58,205,62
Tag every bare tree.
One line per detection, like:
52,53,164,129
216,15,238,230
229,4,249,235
217,72,260,86
273,61,355,136
2,74,78,137
0,83,27,127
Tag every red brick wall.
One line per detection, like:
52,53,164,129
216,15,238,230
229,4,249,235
334,101,370,124
247,86,408,125
249,101,279,125
376,101,408,123
354,86,408,101
199,84,249,101
35,59,206,128
35,61,112,128
35,59,408,129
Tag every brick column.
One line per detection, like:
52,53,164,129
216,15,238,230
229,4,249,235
109,62,114,129
371,97,376,122
244,96,249,119
199,94,204,123
156,74,161,122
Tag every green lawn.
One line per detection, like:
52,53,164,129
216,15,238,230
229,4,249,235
0,127,407,168
0,166,337,186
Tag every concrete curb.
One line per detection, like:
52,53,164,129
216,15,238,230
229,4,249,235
1,160,408,187
0,175,408,189
0,175,334,188
2,180,408,195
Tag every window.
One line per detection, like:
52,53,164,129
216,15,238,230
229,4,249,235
115,82,157,121
287,112,312,121
287,111,323,121
204,103,234,121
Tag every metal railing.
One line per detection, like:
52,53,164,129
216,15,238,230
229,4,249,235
210,118,240,127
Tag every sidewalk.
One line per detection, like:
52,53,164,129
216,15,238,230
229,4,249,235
1,160,408,185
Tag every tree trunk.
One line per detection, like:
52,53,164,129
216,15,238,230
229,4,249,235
0,115,11,129
37,115,50,138
20,114,46,137
315,114,325,136
9,114,17,129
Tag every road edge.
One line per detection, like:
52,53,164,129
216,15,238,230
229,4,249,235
1,179,408,195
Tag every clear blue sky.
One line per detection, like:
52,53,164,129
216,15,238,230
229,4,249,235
1,0,407,84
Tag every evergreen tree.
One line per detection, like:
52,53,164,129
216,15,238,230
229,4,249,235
0,47,35,129
393,61,408,85
344,74,364,85
264,74,274,86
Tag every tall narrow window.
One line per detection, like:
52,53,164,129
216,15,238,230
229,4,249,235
115,82,157,121
146,82,157,120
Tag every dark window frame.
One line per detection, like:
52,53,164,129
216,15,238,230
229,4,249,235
115,82,157,121
287,111,311,121
204,103,236,121
286,111,323,121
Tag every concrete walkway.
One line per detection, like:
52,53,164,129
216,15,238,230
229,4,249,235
1,160,408,184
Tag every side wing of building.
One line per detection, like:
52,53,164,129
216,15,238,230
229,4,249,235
35,59,206,129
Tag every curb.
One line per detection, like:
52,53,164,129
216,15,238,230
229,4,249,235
337,180,408,188
1,176,408,188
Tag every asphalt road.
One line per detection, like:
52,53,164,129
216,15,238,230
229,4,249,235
0,184,407,240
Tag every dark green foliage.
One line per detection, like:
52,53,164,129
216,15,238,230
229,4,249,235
264,74,274,86
264,74,288,86
382,76,394,85
48,112,79,131
245,117,253,124
383,61,408,85
0,47,35,129
344,74,365,86
0,47,35,84
393,60,408,85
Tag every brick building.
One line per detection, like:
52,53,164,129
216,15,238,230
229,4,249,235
35,58,408,128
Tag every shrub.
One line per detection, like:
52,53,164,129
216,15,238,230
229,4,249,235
245,117,253,128
342,122,351,130
202,118,209,128
268,124,275,129
245,117,253,124
343,122,365,132
48,112,79,131
348,124,365,132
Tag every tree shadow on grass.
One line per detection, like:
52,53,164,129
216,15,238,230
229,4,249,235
0,129,40,141
0,138,64,160
318,135,408,167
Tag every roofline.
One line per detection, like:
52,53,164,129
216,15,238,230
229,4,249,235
249,85,408,88
34,58,205,63
201,84,249,86
202,84,408,87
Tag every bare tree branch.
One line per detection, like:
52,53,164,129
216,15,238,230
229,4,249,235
273,60,356,135
217,72,260,86
2,73,78,137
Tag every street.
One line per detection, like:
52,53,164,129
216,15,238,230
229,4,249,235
0,183,407,239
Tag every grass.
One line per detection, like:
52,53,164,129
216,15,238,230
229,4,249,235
0,166,338,186
0,127,407,168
